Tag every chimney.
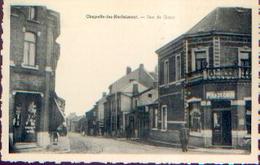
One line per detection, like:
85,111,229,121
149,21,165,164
102,92,106,97
139,64,144,69
126,66,132,75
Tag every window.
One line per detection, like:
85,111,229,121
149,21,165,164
195,51,207,71
28,7,36,20
148,93,152,98
189,102,201,132
245,100,251,134
161,106,167,130
164,60,169,84
239,51,251,67
152,108,158,129
175,55,181,80
239,50,251,78
23,32,36,66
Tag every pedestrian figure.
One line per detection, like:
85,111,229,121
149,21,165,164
52,131,59,145
126,125,130,139
179,124,189,152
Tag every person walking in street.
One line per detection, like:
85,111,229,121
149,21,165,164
179,124,189,152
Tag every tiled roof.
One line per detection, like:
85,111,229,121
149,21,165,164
156,7,251,54
186,7,251,35
109,65,156,94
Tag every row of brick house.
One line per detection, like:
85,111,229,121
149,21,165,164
9,6,66,148
83,7,251,149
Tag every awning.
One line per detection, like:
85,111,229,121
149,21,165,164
49,93,66,131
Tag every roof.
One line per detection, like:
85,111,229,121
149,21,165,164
186,7,251,35
156,7,251,54
109,65,156,94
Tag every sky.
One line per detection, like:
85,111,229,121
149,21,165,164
9,0,254,116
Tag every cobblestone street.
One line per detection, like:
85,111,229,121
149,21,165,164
35,132,248,154
67,133,184,154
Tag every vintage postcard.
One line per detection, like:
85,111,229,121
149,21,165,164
1,0,259,164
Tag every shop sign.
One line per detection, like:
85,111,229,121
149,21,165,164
206,91,235,99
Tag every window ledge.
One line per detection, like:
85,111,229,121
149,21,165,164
151,128,158,131
27,19,40,24
21,64,39,70
160,129,167,132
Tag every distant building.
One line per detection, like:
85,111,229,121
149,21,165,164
9,6,64,147
127,82,158,139
95,92,107,135
85,108,98,136
154,7,251,148
104,64,157,137
66,113,82,132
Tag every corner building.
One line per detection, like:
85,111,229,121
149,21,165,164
154,7,251,148
9,6,63,147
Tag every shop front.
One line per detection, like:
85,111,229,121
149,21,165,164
13,92,42,143
187,88,251,149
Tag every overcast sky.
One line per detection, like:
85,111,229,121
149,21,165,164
9,0,254,116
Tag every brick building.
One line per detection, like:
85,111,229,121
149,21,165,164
9,6,64,147
153,7,251,148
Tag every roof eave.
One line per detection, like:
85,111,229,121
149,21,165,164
156,31,251,57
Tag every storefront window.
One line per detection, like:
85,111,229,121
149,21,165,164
189,102,201,132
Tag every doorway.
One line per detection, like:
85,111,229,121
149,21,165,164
212,111,232,146
13,93,41,143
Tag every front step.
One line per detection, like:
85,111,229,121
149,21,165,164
15,142,43,153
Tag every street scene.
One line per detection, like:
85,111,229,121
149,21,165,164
15,132,249,154
8,3,252,156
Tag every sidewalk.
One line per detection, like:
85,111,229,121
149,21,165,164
14,135,70,153
137,138,250,154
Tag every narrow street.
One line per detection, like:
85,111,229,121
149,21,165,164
65,133,249,154
67,133,183,154
15,132,249,154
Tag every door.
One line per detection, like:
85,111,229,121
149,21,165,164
13,93,41,143
212,111,232,145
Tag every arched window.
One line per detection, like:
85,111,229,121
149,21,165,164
23,32,36,66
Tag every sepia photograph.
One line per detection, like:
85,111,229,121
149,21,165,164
1,0,258,164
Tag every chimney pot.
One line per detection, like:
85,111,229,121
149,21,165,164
126,66,132,75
